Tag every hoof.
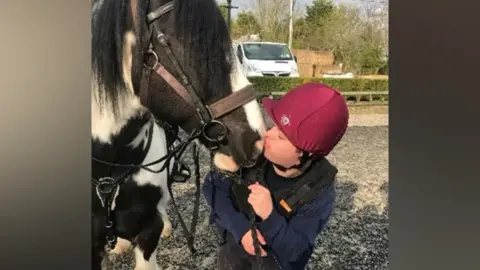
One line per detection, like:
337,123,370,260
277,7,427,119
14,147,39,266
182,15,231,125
134,265,161,270
109,237,132,254
160,220,173,238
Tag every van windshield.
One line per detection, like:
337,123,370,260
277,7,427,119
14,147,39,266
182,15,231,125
243,43,293,61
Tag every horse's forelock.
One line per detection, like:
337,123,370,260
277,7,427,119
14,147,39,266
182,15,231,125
169,0,234,102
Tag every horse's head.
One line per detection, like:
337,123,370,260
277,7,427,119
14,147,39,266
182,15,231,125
127,0,266,172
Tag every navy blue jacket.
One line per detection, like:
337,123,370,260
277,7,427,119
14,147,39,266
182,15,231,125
203,170,336,270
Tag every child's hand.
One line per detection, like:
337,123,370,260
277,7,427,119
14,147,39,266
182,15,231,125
241,229,267,257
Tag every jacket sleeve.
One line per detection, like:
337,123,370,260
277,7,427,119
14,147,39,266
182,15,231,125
257,184,336,269
202,172,252,243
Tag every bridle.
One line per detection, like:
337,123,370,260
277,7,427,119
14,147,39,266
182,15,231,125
137,3,268,267
138,0,257,150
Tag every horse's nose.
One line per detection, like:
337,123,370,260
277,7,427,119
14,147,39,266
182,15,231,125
243,140,264,168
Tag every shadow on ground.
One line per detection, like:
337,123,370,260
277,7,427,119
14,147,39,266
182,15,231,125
307,180,389,270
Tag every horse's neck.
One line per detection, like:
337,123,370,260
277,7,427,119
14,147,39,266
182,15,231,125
91,92,146,144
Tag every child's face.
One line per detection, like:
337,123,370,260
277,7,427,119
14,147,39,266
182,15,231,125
263,125,301,168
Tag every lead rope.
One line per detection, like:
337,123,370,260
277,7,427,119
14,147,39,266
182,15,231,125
210,155,263,270
251,167,263,270
250,209,262,270
165,140,202,254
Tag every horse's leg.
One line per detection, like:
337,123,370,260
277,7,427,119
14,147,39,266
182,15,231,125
92,214,106,270
133,213,163,270
158,202,172,238
157,171,172,238
109,237,133,254
92,246,104,270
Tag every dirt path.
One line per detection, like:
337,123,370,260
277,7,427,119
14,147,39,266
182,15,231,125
104,119,389,269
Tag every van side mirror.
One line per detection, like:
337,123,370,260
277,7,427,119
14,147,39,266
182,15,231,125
294,56,298,63
237,48,243,64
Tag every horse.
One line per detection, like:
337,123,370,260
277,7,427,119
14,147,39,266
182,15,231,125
91,0,267,269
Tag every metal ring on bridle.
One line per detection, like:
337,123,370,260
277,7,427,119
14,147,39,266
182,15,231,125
202,120,228,143
143,49,159,69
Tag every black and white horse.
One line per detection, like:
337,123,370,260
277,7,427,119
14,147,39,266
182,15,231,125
92,0,266,269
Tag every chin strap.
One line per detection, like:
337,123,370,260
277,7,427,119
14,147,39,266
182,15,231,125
272,151,313,172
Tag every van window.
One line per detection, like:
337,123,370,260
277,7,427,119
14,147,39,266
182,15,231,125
243,43,293,61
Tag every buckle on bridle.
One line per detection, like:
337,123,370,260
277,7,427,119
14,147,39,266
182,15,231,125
157,33,168,46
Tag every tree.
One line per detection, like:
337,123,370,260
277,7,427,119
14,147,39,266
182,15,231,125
292,17,310,48
231,11,261,39
305,0,335,28
292,0,336,50
317,4,364,71
230,0,389,74
356,0,389,73
251,0,291,42
217,1,229,25
356,22,387,74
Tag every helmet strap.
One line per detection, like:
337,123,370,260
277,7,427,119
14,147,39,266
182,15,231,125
272,151,312,172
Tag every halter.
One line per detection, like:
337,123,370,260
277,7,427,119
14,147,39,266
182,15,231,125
139,0,257,149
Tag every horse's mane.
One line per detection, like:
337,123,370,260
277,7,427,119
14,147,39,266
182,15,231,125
92,0,131,116
92,0,234,116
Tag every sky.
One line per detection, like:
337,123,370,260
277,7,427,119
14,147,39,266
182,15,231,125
229,0,358,16
225,0,383,17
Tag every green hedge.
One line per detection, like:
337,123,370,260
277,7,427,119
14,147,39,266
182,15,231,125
248,77,389,94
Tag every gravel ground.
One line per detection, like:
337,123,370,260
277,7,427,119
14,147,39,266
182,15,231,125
103,111,389,270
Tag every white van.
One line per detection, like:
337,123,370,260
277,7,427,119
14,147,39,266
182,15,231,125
233,41,300,78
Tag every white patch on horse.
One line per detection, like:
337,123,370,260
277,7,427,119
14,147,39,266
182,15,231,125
108,122,170,254
91,86,145,143
133,246,160,270
230,54,266,138
129,122,151,149
131,122,172,187
131,121,173,233
122,31,136,95
91,31,143,143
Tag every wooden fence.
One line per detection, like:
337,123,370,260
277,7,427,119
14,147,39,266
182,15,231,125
291,49,342,77
257,90,389,106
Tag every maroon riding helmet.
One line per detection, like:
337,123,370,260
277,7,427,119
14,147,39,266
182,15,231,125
262,82,349,157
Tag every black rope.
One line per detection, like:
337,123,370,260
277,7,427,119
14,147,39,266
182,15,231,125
91,126,202,175
211,159,263,270
251,167,264,270
190,143,201,250
165,141,202,254
250,209,262,270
